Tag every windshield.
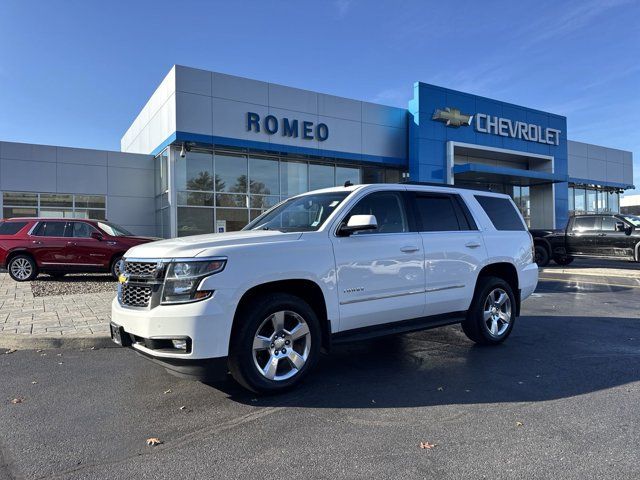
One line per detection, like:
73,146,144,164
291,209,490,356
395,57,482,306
622,215,640,227
97,221,134,237
244,192,350,232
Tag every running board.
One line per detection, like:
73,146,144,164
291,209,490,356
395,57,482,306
331,312,466,345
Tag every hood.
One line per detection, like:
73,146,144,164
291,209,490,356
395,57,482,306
124,230,303,259
125,236,162,242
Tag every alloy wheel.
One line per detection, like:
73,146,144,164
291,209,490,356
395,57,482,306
252,310,311,381
10,258,33,281
483,288,512,337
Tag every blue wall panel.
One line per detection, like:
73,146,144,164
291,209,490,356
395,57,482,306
409,82,569,227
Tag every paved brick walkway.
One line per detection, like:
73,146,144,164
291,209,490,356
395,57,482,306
0,273,113,337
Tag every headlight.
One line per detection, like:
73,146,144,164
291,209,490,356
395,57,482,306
161,258,226,304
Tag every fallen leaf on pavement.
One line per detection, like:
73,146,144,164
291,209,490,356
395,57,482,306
437,386,444,391
36,349,43,353
5,349,17,354
146,437,163,446
11,398,24,404
516,421,524,427
179,406,187,411
31,381,37,385
420,441,437,449
163,389,172,394
56,353,63,357
57,362,64,365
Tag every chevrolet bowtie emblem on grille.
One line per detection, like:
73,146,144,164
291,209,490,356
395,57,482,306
432,107,473,127
118,273,130,285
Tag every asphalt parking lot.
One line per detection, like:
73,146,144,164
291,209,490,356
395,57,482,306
1,263,639,479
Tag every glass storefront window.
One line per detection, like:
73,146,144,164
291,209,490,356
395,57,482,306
3,192,37,207
281,161,308,197
216,154,248,193
335,166,360,186
574,188,586,212
385,169,401,183
216,208,249,232
177,207,213,237
568,187,574,211
2,192,106,220
40,194,73,208
3,207,37,218
249,158,279,195
74,195,106,209
250,195,280,210
586,190,597,213
597,191,608,212
177,191,214,207
363,167,385,184
155,149,169,195
608,192,619,212
175,152,214,192
216,193,248,208
309,164,334,191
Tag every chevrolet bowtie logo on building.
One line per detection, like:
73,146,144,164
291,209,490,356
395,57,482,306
432,107,473,127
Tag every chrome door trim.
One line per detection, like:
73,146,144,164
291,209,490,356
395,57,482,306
340,289,424,305
425,284,465,293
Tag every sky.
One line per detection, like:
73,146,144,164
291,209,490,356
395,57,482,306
1,0,639,192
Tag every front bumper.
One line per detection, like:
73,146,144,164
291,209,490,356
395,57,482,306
110,287,238,361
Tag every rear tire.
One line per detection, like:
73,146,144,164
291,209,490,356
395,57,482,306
553,255,574,266
228,293,321,394
462,276,516,345
534,245,550,267
7,254,38,282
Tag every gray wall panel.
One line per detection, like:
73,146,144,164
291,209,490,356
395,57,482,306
107,196,156,226
57,163,108,194
107,167,154,198
1,158,57,192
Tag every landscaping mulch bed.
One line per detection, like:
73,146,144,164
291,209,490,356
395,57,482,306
30,274,118,297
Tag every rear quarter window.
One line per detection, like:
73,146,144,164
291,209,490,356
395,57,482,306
474,195,526,231
0,221,28,235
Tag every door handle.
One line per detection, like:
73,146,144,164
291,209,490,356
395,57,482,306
465,242,481,248
66,241,77,246
31,240,42,245
400,246,419,253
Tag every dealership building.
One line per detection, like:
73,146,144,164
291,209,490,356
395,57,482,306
0,65,634,237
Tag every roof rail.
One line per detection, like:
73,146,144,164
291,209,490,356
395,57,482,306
399,180,485,192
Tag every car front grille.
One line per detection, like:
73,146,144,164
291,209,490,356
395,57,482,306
120,284,153,308
124,261,160,277
119,259,166,309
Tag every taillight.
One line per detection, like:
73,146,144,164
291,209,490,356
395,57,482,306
528,232,535,263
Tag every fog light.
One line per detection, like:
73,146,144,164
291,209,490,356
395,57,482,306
171,339,188,350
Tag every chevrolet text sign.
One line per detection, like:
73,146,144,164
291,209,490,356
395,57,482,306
433,107,561,146
475,113,561,146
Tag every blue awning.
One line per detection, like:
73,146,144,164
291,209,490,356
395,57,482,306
453,163,568,186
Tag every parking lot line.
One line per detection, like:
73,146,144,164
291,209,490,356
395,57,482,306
539,275,640,289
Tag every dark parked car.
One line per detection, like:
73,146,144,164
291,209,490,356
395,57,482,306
531,213,640,267
0,218,157,281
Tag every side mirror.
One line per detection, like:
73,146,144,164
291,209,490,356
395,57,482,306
615,222,626,232
338,214,378,236
91,231,104,241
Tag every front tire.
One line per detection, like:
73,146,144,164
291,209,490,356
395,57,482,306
534,245,550,267
462,276,516,345
8,255,38,282
228,293,321,393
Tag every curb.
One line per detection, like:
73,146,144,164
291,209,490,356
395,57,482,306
0,334,116,351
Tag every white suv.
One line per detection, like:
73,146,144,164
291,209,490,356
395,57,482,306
111,183,538,393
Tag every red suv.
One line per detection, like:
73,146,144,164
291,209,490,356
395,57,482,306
0,218,158,281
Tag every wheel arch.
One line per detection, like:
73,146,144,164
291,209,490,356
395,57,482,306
475,262,521,316
230,279,332,353
6,248,36,266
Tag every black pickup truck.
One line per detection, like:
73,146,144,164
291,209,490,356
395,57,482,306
530,213,640,267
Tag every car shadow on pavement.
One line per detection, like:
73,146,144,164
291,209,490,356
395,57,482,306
209,314,640,409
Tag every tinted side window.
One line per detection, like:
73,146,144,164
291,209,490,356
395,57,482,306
475,195,525,231
69,222,96,238
414,194,464,232
572,217,599,231
600,217,617,231
347,191,408,234
33,221,67,237
0,221,28,235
